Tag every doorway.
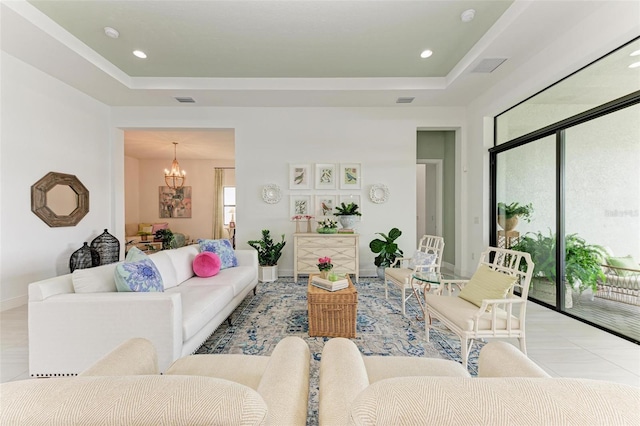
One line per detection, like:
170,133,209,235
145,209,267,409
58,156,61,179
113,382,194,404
416,160,443,245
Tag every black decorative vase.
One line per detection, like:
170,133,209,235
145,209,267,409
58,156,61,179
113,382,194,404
69,242,100,272
90,229,120,265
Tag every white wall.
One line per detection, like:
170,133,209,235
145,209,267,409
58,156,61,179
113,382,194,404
0,52,112,310
112,106,466,277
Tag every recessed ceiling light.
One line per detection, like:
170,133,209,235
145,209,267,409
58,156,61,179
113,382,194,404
630,49,640,57
420,49,433,59
104,26,119,39
629,61,640,69
133,50,147,59
461,9,476,23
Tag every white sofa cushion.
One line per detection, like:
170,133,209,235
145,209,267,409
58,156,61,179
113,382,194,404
148,251,179,289
167,285,234,341
71,263,117,293
165,245,199,284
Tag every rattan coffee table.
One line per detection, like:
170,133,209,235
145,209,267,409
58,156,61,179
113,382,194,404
307,274,358,338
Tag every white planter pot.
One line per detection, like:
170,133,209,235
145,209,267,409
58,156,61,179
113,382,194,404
338,215,357,229
258,265,278,283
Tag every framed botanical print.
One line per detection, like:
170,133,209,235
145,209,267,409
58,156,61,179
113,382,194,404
315,195,337,217
315,163,336,189
290,195,312,218
339,163,361,189
289,164,311,190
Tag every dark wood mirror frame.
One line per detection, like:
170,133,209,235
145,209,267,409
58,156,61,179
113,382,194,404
31,172,89,227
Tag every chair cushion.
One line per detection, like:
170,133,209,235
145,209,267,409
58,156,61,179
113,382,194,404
606,255,639,277
425,294,520,332
458,264,516,311
385,267,412,285
193,252,222,277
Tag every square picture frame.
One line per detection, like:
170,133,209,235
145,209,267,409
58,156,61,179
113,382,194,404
290,195,312,218
314,163,337,189
315,195,337,217
289,164,312,190
339,163,361,189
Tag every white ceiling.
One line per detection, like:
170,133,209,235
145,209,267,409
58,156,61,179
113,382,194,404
2,0,635,159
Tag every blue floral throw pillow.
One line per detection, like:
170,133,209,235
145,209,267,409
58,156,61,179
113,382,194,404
198,239,238,269
114,247,164,292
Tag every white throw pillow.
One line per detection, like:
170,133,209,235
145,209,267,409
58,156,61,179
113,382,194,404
72,263,118,293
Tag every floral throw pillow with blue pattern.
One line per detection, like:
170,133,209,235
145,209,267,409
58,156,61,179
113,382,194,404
114,247,164,292
198,239,238,269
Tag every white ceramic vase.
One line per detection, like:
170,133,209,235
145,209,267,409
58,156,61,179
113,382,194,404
338,215,356,229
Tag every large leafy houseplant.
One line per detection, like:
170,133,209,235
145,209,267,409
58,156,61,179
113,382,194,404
248,230,286,266
369,227,404,268
512,230,606,294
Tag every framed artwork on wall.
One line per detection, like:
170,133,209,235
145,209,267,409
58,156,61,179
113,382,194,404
339,163,361,189
159,186,192,218
315,195,337,217
290,195,312,218
289,164,312,190
315,163,337,189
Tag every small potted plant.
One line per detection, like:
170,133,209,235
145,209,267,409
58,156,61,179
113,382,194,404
334,202,362,230
317,218,338,234
317,256,333,279
497,202,534,231
248,230,286,283
137,230,152,241
369,227,404,278
154,228,176,250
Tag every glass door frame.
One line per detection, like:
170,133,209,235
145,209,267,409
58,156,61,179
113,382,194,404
489,91,640,344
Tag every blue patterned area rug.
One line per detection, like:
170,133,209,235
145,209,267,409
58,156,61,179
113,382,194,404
196,276,484,425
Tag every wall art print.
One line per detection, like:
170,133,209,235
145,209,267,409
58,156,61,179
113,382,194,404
290,195,312,218
289,164,311,190
159,186,192,218
314,163,336,189
339,163,361,189
315,195,337,217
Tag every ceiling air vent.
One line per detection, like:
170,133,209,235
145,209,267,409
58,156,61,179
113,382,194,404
396,97,415,104
472,58,507,73
175,96,196,103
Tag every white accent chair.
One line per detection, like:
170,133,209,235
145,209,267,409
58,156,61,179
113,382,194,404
384,235,445,315
425,247,533,370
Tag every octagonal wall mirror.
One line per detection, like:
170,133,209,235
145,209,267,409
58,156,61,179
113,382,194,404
31,172,89,227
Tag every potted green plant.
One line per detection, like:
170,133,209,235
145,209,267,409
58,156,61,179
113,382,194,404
154,228,175,250
334,202,362,229
512,230,606,307
248,230,286,283
369,227,404,278
137,231,152,241
497,202,534,231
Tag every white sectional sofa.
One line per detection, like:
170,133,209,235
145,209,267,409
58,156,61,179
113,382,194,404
28,244,258,376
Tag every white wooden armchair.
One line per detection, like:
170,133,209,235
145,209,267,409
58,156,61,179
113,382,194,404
425,247,533,370
385,235,445,315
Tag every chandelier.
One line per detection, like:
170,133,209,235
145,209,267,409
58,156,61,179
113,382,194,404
164,142,186,189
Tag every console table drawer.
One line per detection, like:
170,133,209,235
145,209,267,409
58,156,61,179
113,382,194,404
294,233,359,282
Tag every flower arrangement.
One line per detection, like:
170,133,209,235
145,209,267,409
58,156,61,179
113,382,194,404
291,215,314,221
318,218,338,229
317,256,333,272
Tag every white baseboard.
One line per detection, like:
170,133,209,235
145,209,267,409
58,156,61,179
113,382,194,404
1,295,27,312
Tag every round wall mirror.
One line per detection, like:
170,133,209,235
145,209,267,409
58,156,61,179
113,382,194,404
31,172,89,227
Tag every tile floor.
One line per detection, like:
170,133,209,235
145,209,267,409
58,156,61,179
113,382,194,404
1,302,639,386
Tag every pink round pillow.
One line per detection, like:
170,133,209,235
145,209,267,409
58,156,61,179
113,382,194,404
193,252,222,278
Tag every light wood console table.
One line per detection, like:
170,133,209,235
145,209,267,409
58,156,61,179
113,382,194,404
293,233,359,282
